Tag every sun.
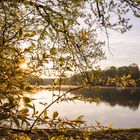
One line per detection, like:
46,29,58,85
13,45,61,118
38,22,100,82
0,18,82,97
20,63,28,69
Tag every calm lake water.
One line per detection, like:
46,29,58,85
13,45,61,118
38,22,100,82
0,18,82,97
29,87,140,128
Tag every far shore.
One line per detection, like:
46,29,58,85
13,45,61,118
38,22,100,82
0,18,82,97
32,85,140,90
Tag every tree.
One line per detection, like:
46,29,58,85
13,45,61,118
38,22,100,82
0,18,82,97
129,63,140,79
0,0,140,131
104,66,117,78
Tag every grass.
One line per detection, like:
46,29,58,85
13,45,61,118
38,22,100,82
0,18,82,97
0,128,140,140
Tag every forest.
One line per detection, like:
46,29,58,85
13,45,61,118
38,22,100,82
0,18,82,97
28,63,140,87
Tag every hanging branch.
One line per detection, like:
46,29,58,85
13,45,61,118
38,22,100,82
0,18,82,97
29,85,85,131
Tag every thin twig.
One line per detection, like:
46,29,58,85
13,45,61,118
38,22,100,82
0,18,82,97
29,85,85,131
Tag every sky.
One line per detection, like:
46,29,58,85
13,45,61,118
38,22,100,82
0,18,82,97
98,15,140,69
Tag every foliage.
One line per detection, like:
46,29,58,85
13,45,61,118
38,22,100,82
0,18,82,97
0,113,112,140
0,0,140,136
1,128,140,140
63,64,139,87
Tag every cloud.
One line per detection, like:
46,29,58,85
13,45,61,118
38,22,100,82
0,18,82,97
99,18,140,69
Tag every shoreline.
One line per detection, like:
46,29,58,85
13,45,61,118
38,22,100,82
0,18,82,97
1,128,140,139
32,85,140,90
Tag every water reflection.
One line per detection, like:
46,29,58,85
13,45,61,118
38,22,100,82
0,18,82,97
30,87,140,128
70,87,140,111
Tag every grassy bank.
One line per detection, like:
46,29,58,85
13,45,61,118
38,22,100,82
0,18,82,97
1,128,140,140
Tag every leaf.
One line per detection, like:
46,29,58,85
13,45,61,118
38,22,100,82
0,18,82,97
42,131,50,140
19,28,23,37
33,104,36,115
20,108,29,114
13,116,20,127
53,111,58,120
35,111,38,115
108,122,113,128
42,52,49,59
126,74,131,79
22,119,30,126
19,82,25,89
44,110,47,118
96,0,101,3
39,102,48,106
23,97,31,103
51,137,57,140
23,97,34,103
58,57,65,63
76,115,84,121
0,113,9,120
50,48,57,55
3,103,10,108
15,135,31,140
85,137,89,140
0,20,4,27
24,31,36,37
26,103,34,109
0,79,4,83
66,66,72,71
15,23,20,29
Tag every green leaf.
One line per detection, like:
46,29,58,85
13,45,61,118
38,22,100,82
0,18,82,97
52,111,58,120
66,66,72,71
33,103,36,115
44,110,47,118
13,116,20,127
0,79,4,83
20,108,29,114
58,57,65,63
19,28,23,37
3,103,10,108
0,113,9,120
76,115,84,121
50,48,57,55
26,103,34,109
24,31,36,37
23,97,31,103
23,97,34,103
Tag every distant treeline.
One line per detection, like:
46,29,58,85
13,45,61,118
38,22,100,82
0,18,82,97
27,63,140,87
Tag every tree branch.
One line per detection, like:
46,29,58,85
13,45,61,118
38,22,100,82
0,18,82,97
29,86,85,131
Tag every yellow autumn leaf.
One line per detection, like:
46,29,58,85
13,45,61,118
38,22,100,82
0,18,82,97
15,135,31,140
108,122,113,128
19,58,25,64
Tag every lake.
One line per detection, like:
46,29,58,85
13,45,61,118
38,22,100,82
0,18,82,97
29,87,140,128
